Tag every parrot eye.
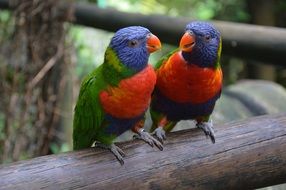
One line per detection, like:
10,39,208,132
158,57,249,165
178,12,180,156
128,40,139,47
187,30,194,36
204,35,211,42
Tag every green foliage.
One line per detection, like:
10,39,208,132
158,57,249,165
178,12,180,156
70,0,251,82
69,26,95,79
69,26,113,80
0,10,13,160
212,0,250,22
0,10,14,42
102,0,250,21
50,143,70,154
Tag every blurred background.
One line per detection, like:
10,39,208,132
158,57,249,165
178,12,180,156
0,0,286,165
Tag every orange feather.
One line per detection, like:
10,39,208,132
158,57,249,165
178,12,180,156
156,51,222,104
99,65,156,118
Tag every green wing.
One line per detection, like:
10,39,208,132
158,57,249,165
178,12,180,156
154,48,179,70
73,47,139,150
73,65,107,150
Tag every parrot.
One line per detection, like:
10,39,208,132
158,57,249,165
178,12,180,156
150,21,222,144
73,26,163,165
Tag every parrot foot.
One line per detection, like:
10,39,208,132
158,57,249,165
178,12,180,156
95,142,125,165
196,120,216,144
133,129,163,151
152,126,166,144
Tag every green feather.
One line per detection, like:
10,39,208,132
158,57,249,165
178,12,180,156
73,65,106,149
214,37,222,69
73,47,135,150
154,48,179,70
102,47,136,86
150,108,176,132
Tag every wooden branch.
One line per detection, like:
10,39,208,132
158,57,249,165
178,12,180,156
0,113,286,190
71,3,286,66
1,0,286,65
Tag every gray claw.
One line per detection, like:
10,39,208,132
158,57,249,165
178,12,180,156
197,120,216,144
136,129,163,151
95,142,125,165
110,144,125,165
153,127,166,144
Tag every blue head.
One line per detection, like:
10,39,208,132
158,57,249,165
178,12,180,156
108,26,161,72
180,21,221,68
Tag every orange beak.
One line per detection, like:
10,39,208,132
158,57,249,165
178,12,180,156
179,31,195,52
146,34,161,53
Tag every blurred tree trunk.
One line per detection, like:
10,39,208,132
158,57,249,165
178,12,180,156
0,0,73,163
246,0,276,81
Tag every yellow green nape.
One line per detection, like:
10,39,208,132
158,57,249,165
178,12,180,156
103,47,136,86
215,37,222,69
105,47,123,72
218,37,222,57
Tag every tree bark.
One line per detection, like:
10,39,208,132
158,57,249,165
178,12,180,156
0,0,72,162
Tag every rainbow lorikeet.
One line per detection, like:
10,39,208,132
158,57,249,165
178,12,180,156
150,21,222,144
73,26,162,165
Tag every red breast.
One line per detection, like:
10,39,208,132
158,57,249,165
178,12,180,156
156,52,222,104
99,65,156,118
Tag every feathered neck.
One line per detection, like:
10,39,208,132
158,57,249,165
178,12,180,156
102,47,140,86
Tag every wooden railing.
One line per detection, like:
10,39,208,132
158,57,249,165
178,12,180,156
0,113,286,190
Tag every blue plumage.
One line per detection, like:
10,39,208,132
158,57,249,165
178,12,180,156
182,21,221,68
103,113,145,136
110,26,151,72
151,89,221,121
